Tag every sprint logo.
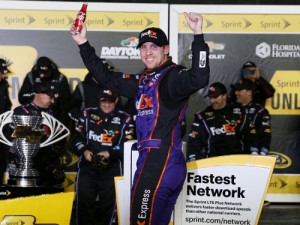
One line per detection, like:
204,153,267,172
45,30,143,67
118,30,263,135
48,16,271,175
0,189,11,196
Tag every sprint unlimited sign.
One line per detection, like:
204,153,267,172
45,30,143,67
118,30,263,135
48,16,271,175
174,155,275,225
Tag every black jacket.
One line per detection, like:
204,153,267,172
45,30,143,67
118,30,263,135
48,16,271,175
18,64,71,126
0,79,12,113
187,102,255,160
68,73,104,122
242,101,271,155
73,107,135,175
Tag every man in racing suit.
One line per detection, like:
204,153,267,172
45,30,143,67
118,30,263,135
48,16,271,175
233,78,271,155
187,82,255,160
72,88,135,225
71,12,210,225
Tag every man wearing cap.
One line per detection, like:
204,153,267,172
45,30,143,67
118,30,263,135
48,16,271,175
18,56,71,127
71,12,209,225
230,60,275,106
72,88,135,225
9,82,66,187
187,82,255,160
0,57,13,185
234,78,271,156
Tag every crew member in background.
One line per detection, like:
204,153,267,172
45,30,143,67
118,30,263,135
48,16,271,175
230,61,275,106
0,57,12,185
71,12,209,225
187,82,255,160
72,89,134,225
68,71,135,124
9,82,66,187
18,56,71,127
234,78,271,155
68,72,105,123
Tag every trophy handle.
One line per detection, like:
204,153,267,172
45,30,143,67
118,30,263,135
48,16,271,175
40,112,70,148
0,110,13,146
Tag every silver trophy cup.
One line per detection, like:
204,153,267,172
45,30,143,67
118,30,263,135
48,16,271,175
9,115,43,186
0,111,70,187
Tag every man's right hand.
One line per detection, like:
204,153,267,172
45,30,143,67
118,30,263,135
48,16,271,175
183,12,203,35
71,23,88,45
84,149,93,162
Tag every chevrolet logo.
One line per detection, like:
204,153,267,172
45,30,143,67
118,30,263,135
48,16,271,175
206,41,225,52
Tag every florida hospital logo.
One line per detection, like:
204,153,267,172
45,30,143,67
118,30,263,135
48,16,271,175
256,42,271,58
256,42,300,59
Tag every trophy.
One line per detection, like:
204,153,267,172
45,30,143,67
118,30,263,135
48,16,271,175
0,111,70,187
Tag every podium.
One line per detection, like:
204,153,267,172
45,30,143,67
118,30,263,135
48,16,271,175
174,155,276,225
115,141,276,225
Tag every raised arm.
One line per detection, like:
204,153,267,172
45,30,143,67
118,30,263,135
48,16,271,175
71,22,88,45
70,23,139,99
184,12,203,35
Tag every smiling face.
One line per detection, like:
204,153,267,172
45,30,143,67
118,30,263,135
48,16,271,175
139,42,169,70
209,94,227,110
99,97,118,114
235,89,252,106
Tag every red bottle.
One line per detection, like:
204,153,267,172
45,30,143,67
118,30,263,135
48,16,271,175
70,3,88,34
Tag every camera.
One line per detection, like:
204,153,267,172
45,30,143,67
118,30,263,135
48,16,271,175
242,69,255,76
92,154,110,169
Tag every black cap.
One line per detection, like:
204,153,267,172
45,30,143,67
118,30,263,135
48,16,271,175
233,78,255,91
136,27,169,49
242,61,256,69
36,57,52,77
0,58,11,74
205,82,227,98
98,89,118,100
33,82,59,97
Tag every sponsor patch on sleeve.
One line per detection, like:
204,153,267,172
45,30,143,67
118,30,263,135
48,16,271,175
199,51,206,68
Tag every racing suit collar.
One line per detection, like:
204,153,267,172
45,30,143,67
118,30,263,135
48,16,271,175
99,108,118,117
144,56,173,75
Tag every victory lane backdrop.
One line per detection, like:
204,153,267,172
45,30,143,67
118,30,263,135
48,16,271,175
1,1,299,201
170,5,300,202
0,1,169,192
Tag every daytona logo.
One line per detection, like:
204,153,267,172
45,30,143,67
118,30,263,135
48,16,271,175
101,46,140,59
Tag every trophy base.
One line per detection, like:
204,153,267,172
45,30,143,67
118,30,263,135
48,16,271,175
9,168,39,178
7,177,40,187
0,184,64,200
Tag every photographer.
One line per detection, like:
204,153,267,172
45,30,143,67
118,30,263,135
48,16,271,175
72,88,135,225
230,61,275,106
